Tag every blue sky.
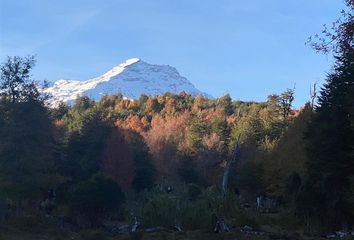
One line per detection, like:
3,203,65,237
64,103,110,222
0,0,346,107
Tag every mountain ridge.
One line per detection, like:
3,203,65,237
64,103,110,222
43,58,210,106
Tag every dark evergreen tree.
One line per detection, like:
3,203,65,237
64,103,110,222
123,130,156,191
63,99,112,182
0,56,64,208
299,51,354,228
296,0,354,229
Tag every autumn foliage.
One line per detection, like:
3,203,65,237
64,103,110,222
101,129,135,191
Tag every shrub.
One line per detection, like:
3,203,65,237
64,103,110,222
70,173,125,228
125,186,241,231
142,194,179,227
181,187,240,230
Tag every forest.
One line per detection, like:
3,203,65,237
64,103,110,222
0,1,353,240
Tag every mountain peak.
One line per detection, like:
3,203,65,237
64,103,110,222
118,57,141,68
98,58,140,81
43,58,210,106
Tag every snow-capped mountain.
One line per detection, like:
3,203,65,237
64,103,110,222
44,58,209,106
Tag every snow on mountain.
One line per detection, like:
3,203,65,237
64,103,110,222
43,58,210,106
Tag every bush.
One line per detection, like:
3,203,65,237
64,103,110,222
70,173,125,228
181,187,240,230
142,194,179,227
125,186,241,231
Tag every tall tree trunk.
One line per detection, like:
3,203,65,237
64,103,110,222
222,144,239,194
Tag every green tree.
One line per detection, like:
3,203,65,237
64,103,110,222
267,88,295,121
49,101,69,120
279,88,295,120
188,116,211,152
0,56,40,103
217,94,233,115
123,130,156,191
0,101,64,203
0,56,64,209
262,104,312,198
211,117,231,145
298,0,354,228
63,100,112,182
299,52,354,229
